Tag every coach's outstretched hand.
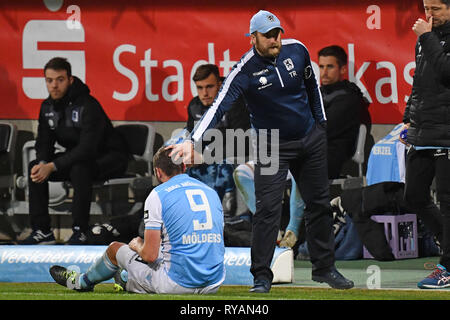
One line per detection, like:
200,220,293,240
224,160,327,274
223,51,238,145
166,140,203,167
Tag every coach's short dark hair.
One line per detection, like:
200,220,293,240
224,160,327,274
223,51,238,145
318,45,348,67
192,64,220,82
440,0,450,7
44,57,72,77
153,147,183,177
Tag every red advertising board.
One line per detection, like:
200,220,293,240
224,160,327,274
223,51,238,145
0,0,424,124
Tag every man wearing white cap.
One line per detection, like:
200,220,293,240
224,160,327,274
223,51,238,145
169,10,354,292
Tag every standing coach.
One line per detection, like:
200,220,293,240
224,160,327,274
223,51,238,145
169,10,353,292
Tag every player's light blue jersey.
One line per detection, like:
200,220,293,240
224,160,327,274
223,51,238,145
366,123,406,185
144,174,225,288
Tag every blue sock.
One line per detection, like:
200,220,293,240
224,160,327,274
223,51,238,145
286,180,305,237
120,269,128,282
79,251,118,289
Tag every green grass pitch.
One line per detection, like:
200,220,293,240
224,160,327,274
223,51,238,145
0,283,449,300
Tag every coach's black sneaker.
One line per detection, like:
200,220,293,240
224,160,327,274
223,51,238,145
49,265,93,292
249,278,271,293
66,227,88,245
312,267,354,289
19,230,56,245
113,269,128,292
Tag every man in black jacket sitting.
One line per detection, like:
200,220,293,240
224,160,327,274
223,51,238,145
318,45,371,179
20,57,129,245
184,64,250,209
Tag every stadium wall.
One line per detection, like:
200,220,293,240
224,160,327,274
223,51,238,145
1,0,421,126
0,245,294,285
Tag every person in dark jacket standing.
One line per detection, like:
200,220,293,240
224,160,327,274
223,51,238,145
169,10,354,292
20,57,129,245
236,45,371,250
400,0,450,289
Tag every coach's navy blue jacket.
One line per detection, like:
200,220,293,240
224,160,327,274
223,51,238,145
191,39,326,143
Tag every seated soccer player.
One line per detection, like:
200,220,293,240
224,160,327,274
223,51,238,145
49,147,225,294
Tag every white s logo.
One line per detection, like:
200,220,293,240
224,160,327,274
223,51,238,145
22,20,85,99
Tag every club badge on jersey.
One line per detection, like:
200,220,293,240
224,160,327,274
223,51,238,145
45,111,59,130
72,110,79,123
283,58,294,71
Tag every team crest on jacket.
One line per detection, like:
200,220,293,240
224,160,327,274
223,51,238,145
283,58,294,71
257,76,272,90
72,110,79,123
259,77,268,85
